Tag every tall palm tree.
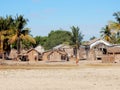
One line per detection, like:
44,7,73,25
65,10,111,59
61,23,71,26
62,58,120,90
100,25,112,42
0,16,15,58
71,26,83,62
0,17,5,54
10,15,36,54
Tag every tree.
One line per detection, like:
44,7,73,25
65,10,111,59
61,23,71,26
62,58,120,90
109,31,120,44
108,12,120,44
10,15,36,54
34,36,47,47
109,12,120,32
71,26,84,60
0,16,14,59
44,30,72,50
90,36,96,40
100,25,112,42
113,12,120,23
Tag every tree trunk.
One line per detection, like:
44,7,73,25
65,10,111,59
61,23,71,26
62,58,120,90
73,47,77,58
17,36,21,54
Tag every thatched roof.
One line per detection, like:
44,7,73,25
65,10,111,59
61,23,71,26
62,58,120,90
27,48,40,54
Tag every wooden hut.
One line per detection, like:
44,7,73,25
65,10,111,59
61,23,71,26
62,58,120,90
27,48,42,62
42,50,68,61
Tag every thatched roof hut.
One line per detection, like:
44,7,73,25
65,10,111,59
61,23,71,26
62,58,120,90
42,49,68,61
27,48,42,61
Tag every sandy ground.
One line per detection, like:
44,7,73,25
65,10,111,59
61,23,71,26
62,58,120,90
0,61,120,90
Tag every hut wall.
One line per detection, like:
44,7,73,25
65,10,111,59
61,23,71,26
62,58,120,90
79,48,86,60
102,55,115,63
114,54,120,62
64,48,73,57
27,50,38,62
49,52,62,61
42,52,51,61
88,49,96,60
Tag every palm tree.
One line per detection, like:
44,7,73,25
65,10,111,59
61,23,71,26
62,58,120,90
110,33,120,44
108,12,120,33
0,17,5,55
113,12,120,23
109,21,120,32
108,12,120,44
100,25,112,42
71,26,83,63
10,15,36,54
0,16,15,59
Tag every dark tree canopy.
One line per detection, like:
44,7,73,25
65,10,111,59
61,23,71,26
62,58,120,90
44,30,72,50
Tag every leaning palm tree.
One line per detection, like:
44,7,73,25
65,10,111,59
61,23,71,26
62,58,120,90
100,25,112,42
10,15,36,54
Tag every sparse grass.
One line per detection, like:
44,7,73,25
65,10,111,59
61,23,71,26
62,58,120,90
0,60,120,70
0,64,79,70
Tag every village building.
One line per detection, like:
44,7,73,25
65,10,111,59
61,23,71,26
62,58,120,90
53,44,73,57
106,45,120,63
26,45,44,62
52,44,80,61
26,48,42,62
83,38,112,60
42,49,68,61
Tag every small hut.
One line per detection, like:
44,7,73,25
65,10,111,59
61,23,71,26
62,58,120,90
42,49,68,61
27,48,42,62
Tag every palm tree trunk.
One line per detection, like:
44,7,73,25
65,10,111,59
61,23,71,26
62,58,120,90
17,36,21,54
73,47,77,58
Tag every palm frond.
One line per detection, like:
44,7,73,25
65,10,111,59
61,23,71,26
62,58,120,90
109,21,120,31
24,35,36,44
9,34,17,44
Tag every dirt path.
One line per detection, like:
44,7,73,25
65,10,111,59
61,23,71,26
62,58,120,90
0,65,120,90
